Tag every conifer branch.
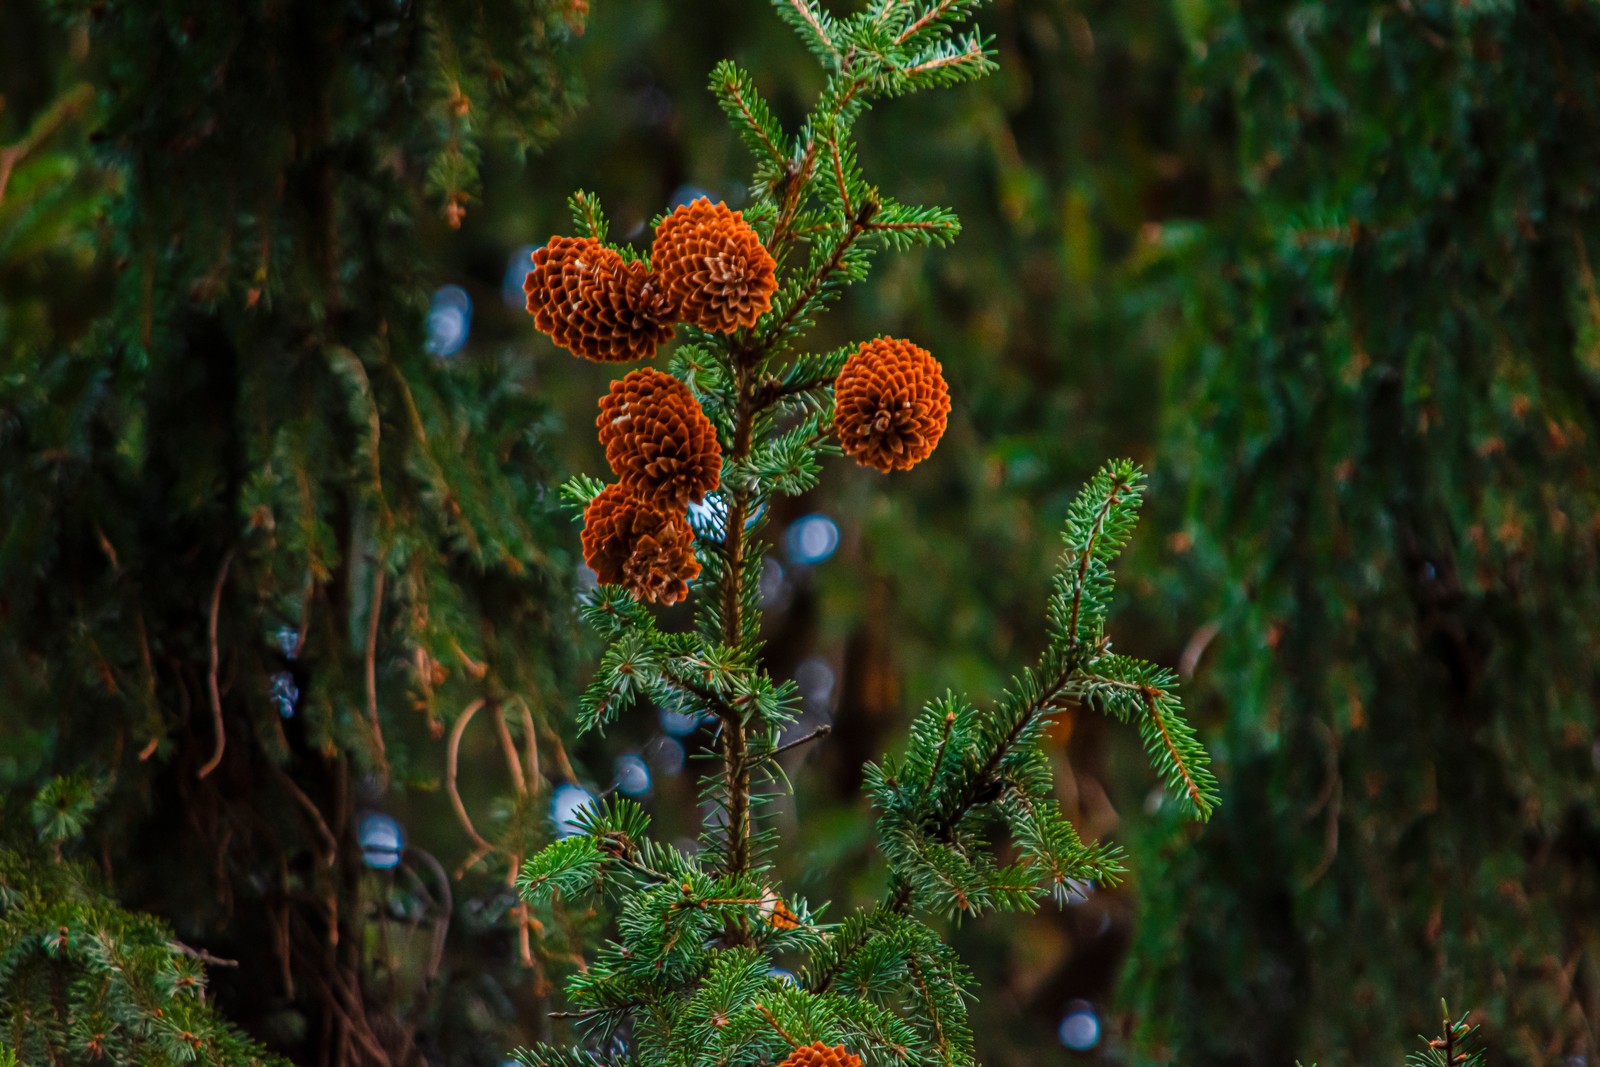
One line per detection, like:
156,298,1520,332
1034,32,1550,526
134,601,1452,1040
1066,468,1136,644
896,1,961,44
768,723,833,758
1140,684,1210,817
757,209,874,353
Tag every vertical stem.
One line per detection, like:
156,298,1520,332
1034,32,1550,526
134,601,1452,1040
720,356,756,879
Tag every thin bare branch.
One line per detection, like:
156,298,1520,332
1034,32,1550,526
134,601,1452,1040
363,564,390,790
769,723,833,759
446,699,495,856
491,699,527,796
197,549,235,779
516,697,542,789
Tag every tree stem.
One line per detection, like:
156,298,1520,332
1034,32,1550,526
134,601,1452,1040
720,357,756,879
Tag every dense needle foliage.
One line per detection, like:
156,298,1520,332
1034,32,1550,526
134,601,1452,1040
1129,2,1600,1062
1,1,588,1063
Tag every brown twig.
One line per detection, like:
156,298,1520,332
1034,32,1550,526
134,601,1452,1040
545,721,580,785
197,550,235,779
445,699,495,857
1302,718,1342,888
363,564,390,790
0,83,93,209
170,941,239,968
509,860,535,968
405,847,453,990
1178,618,1221,678
270,763,339,867
754,1001,801,1049
516,698,541,788
768,723,832,759
491,699,527,796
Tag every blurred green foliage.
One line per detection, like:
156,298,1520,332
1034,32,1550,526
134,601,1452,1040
2,1,590,1063
1129,1,1600,1063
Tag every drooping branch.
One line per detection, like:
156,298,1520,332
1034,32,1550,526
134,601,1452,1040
197,550,235,780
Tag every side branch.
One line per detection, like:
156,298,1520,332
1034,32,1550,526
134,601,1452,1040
757,214,871,353
809,658,1083,992
1141,685,1209,814
934,660,1080,839
721,74,786,167
786,0,836,55
197,549,235,779
1066,473,1136,641
896,0,960,44
905,43,987,78
446,699,498,875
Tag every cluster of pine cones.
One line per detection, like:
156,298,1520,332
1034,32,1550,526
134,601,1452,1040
524,198,950,605
775,1043,864,1067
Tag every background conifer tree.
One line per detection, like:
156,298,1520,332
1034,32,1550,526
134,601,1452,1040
1128,3,1600,1063
1,2,590,1063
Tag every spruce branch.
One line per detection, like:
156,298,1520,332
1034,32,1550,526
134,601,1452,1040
712,62,790,191
773,0,839,63
894,0,975,45
757,205,877,355
568,190,609,243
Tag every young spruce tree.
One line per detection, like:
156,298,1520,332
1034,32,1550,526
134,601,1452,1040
513,4,1217,1066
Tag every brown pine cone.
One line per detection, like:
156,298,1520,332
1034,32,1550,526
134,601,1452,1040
580,484,700,605
832,337,951,472
650,198,777,332
775,1043,863,1067
524,236,674,362
597,368,722,509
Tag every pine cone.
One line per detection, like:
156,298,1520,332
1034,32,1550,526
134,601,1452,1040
581,484,700,605
597,368,722,509
524,236,674,362
650,198,777,332
775,1043,864,1067
832,337,951,472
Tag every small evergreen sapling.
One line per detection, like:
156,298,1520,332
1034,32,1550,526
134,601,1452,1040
0,784,286,1066
514,3,1218,1064
1300,1003,1486,1067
